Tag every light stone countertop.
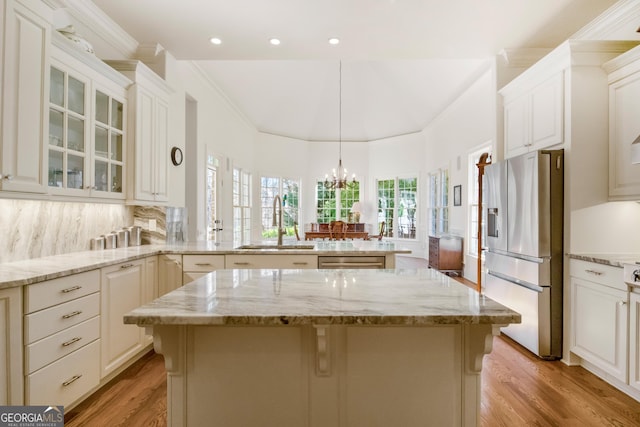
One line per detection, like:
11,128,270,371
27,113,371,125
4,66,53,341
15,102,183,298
124,268,521,327
567,253,640,268
0,241,411,289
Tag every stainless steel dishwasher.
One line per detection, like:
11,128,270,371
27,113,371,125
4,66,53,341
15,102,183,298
317,256,386,269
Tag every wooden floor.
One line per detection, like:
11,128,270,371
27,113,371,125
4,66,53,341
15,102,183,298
65,256,640,426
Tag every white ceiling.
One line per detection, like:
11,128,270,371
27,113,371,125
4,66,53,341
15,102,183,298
89,0,619,142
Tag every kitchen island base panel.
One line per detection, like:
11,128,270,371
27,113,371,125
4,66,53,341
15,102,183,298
153,323,500,427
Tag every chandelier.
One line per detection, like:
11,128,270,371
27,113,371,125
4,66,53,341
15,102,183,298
324,61,356,190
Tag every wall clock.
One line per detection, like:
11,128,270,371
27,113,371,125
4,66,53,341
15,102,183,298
171,147,183,166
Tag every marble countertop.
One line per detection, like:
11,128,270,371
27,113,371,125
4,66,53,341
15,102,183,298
124,268,521,327
0,241,411,289
568,253,640,268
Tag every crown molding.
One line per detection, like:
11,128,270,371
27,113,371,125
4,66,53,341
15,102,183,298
572,0,640,40
498,48,552,68
46,0,139,58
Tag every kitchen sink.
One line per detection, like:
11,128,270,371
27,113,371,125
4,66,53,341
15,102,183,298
235,244,316,250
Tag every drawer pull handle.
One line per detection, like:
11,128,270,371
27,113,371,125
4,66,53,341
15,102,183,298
62,374,82,387
62,337,82,347
62,311,82,319
61,285,82,293
120,263,135,269
585,269,603,276
293,262,308,265
234,262,250,266
195,263,212,266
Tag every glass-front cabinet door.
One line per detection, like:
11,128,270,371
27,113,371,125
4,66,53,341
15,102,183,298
47,59,127,199
48,66,88,192
94,90,124,194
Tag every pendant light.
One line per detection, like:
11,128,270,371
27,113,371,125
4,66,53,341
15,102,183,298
324,61,356,190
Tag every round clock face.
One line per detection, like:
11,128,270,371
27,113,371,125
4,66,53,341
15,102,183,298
171,147,183,166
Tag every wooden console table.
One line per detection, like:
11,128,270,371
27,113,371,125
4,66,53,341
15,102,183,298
428,235,463,276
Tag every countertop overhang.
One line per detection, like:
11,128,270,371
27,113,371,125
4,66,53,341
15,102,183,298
124,268,521,327
0,241,411,289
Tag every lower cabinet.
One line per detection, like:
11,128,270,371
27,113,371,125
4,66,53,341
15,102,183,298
630,290,640,392
428,235,463,276
100,259,147,378
570,260,628,382
0,287,23,405
23,269,101,406
183,254,225,283
159,254,183,295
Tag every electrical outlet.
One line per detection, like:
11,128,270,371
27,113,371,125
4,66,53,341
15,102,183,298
149,219,157,232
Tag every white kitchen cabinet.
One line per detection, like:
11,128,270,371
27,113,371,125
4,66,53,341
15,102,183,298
48,33,130,199
500,40,639,162
159,254,183,295
630,290,640,393
603,45,640,200
503,72,564,158
23,269,101,407
106,60,172,204
183,254,225,283
225,254,317,269
100,259,147,378
0,0,51,193
570,260,628,382
0,287,23,405
143,256,158,345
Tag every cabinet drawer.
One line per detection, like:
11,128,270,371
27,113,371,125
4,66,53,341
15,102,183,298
226,254,317,269
182,255,225,272
26,339,100,407
25,269,100,313
25,316,100,374
569,259,624,291
25,293,100,344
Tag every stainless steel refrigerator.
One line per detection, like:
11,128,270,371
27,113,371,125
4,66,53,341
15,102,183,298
484,149,563,360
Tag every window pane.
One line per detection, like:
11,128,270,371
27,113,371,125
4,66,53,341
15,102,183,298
95,160,108,192
49,109,63,147
316,182,336,224
67,116,84,152
67,154,84,189
48,150,63,187
50,68,64,106
111,164,122,193
95,91,109,124
112,133,123,161
68,76,85,115
112,99,123,130
95,126,108,158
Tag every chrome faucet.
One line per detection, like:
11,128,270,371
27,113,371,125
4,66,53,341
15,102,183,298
272,195,285,246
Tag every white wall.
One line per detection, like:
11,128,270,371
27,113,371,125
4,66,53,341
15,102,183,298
171,62,257,242
422,65,497,280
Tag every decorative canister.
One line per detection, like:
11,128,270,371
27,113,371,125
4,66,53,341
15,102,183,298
90,236,105,250
116,229,129,248
103,233,117,249
127,226,142,246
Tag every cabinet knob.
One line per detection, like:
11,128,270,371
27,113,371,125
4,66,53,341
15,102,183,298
619,301,627,306
1,174,13,180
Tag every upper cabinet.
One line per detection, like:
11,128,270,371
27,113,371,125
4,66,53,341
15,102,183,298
603,45,640,201
500,41,640,162
48,33,130,199
0,0,52,193
503,72,564,158
106,60,172,205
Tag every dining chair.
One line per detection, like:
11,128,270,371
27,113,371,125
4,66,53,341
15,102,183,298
369,221,385,241
329,220,348,240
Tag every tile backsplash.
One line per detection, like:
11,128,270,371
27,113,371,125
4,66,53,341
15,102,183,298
0,199,134,263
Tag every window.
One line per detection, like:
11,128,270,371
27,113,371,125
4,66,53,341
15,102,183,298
376,177,418,239
261,176,300,239
428,169,448,236
468,146,492,257
233,168,251,246
315,182,361,223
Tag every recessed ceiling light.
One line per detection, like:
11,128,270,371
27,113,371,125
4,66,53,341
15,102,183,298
269,38,281,45
210,37,222,45
328,38,340,45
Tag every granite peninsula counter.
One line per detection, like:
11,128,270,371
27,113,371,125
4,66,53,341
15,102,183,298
125,268,520,427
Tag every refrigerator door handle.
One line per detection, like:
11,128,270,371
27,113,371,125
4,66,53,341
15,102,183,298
487,270,546,293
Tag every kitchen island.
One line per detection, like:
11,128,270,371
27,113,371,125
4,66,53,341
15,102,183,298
125,268,520,427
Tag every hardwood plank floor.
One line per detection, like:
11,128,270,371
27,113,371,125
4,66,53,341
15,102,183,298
65,257,640,426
